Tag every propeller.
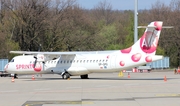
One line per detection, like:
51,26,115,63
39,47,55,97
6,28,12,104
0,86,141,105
34,44,42,68
33,56,37,68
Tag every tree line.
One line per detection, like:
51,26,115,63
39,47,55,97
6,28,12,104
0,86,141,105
0,0,180,67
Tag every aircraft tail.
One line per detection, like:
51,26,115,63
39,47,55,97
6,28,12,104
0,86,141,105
121,21,163,55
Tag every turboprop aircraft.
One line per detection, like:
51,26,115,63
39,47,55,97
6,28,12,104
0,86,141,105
4,21,164,79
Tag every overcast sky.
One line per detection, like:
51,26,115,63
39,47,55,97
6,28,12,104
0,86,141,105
77,0,172,10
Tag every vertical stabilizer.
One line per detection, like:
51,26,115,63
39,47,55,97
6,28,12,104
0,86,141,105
121,21,163,55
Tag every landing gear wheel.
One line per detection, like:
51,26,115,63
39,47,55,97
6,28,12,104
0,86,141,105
80,74,88,79
14,74,18,79
62,73,70,79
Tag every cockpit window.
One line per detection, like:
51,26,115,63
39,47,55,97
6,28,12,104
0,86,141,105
10,59,14,62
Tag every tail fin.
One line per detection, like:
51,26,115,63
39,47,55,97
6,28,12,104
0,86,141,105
121,21,163,55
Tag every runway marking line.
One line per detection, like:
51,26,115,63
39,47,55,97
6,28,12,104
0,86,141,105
22,100,94,106
82,101,94,104
156,94,180,97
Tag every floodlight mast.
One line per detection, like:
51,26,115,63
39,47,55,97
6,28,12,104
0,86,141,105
134,0,138,44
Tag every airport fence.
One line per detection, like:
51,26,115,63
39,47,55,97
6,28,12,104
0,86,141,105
146,57,169,69
0,59,8,71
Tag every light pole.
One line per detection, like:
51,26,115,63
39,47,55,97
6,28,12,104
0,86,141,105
134,0,138,43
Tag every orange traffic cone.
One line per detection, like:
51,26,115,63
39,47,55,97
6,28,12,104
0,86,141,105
11,77,14,82
164,75,167,82
128,72,130,78
32,75,35,80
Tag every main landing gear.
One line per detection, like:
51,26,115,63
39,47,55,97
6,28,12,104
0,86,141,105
61,72,70,79
80,74,89,79
60,70,89,79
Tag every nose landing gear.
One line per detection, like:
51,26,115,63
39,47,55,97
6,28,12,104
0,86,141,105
11,74,18,79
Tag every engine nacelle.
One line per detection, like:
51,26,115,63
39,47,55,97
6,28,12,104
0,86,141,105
34,54,60,62
35,54,45,62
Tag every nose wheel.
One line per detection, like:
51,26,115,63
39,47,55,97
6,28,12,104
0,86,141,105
13,74,18,79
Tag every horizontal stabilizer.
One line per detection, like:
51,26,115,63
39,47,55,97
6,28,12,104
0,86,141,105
138,26,173,28
151,55,164,62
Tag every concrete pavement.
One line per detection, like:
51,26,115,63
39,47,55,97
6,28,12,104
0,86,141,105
0,71,180,106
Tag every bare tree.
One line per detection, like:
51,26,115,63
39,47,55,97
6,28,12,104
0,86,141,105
92,0,115,25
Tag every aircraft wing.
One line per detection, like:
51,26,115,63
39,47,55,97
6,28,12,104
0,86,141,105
10,51,77,56
10,50,115,55
10,51,78,61
138,26,173,28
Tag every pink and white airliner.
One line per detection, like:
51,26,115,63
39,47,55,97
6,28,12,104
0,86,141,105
4,21,164,79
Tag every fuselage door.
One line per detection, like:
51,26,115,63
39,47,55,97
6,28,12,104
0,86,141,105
110,54,116,69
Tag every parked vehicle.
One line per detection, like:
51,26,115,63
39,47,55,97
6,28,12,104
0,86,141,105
137,66,151,73
0,71,10,77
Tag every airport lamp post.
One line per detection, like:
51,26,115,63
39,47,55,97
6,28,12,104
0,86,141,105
134,0,138,43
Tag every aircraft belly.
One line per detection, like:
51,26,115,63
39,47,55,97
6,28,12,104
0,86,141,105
67,67,91,76
47,66,90,76
89,68,119,73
